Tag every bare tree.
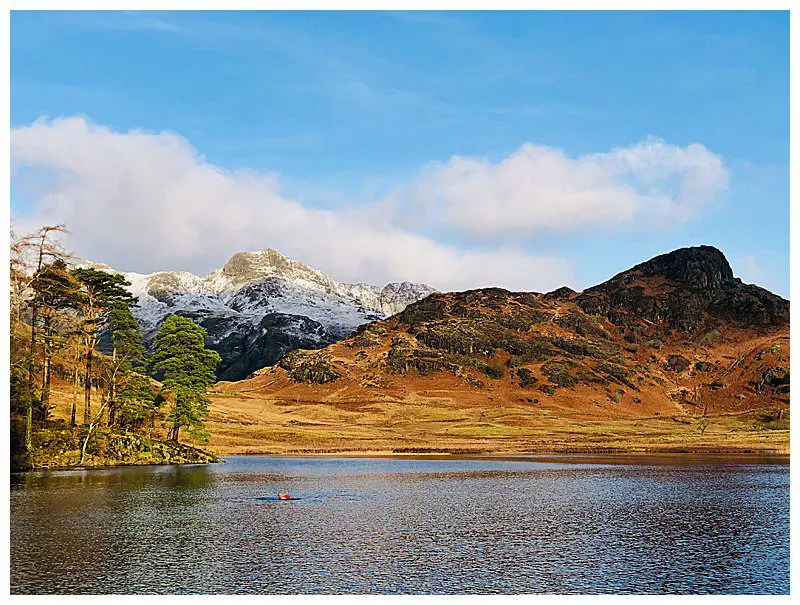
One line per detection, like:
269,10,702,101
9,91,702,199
17,225,70,372
10,224,71,451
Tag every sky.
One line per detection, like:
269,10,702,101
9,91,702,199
9,10,790,296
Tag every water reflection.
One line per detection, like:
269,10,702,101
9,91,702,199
10,456,789,594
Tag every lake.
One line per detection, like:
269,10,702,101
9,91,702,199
10,455,789,594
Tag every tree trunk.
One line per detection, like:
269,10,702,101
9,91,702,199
71,366,78,427
40,353,51,420
72,344,82,427
108,349,117,426
40,316,52,420
27,305,38,383
25,308,38,452
84,341,93,425
27,234,46,383
107,380,117,426
79,397,110,465
25,399,33,452
108,392,115,425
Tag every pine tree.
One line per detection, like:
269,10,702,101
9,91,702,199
115,374,163,436
150,315,221,443
105,304,146,425
70,268,137,424
109,305,146,367
30,259,81,420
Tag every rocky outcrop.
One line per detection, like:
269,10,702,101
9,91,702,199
219,248,336,291
543,286,577,301
575,246,789,334
278,350,341,384
338,281,440,316
177,309,335,382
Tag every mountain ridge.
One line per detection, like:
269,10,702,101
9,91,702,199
221,245,789,435
86,248,436,381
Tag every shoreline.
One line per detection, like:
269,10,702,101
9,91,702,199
17,447,787,473
208,443,790,457
12,459,226,473
15,434,789,472
234,451,791,466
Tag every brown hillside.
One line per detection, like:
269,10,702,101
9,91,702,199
208,246,789,456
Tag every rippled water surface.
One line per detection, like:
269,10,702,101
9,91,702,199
10,455,789,594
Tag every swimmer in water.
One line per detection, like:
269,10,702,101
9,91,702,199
277,492,291,500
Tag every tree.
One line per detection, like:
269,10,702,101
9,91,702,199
30,259,81,420
10,224,70,450
10,367,39,470
77,306,146,464
150,316,221,443
115,374,161,435
104,304,146,425
70,268,138,425
13,225,70,378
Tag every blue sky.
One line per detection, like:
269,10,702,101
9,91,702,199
10,10,789,296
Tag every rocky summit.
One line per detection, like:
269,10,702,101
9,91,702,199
91,249,435,381
576,246,789,333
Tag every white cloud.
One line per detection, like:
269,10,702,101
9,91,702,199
11,117,731,294
10,116,573,293
396,138,729,237
733,254,768,288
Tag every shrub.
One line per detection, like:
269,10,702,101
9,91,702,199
516,367,539,388
763,366,790,387
475,362,504,380
665,355,691,373
540,361,578,388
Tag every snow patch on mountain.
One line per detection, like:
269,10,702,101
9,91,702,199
84,249,436,380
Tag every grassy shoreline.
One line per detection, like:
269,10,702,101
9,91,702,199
15,448,789,473
12,419,222,472
206,434,790,459
32,382,788,470
210,445,789,457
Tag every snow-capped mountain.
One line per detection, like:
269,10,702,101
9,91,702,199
88,249,436,381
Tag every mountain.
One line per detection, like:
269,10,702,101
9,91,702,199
575,245,788,332
215,246,789,453
90,249,436,381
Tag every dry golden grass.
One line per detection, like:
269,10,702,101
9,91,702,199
42,341,789,459
191,319,790,457
203,384,789,456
